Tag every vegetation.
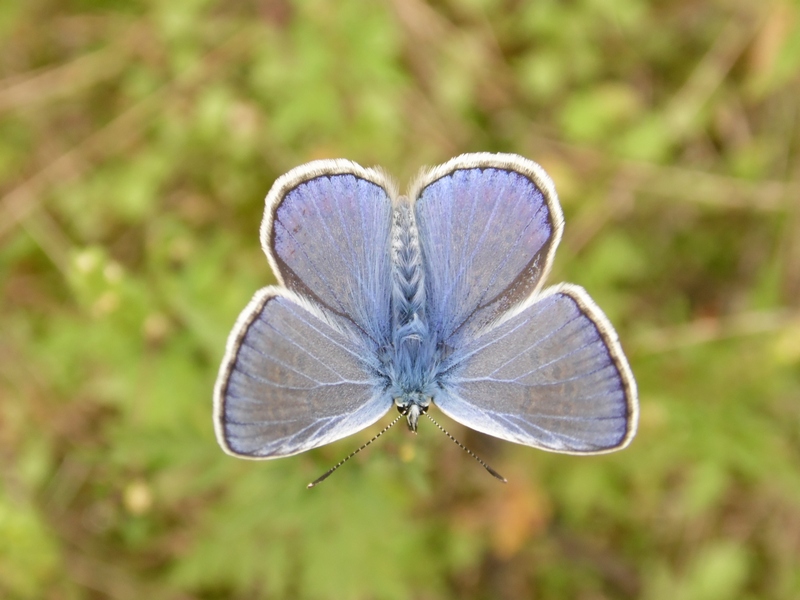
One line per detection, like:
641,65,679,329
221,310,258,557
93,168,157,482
2,0,799,598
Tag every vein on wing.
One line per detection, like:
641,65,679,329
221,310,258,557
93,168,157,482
450,300,561,366
483,328,600,379
253,302,373,381
440,174,502,335
455,362,616,387
236,368,370,389
244,313,350,381
331,178,364,301
492,412,587,447
471,189,545,318
279,217,346,317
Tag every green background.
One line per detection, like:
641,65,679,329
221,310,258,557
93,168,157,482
2,0,800,598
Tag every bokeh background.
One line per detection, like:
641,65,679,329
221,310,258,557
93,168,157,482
2,0,800,598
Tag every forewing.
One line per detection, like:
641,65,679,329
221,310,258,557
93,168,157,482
214,288,392,459
261,160,396,344
412,153,563,344
434,285,638,454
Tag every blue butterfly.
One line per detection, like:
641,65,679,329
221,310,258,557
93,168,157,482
214,153,638,467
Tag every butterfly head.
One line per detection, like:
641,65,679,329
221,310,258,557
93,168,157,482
394,393,430,432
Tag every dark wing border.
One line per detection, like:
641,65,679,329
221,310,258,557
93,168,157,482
408,152,564,304
260,159,398,287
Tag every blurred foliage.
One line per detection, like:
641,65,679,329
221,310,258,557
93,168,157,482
1,0,800,598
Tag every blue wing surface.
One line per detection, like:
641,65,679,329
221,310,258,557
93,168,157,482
434,285,638,454
261,160,396,345
412,153,563,345
214,288,392,459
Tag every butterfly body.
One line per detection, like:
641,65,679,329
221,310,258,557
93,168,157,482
388,199,436,431
214,154,638,461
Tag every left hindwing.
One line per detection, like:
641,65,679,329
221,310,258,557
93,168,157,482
433,285,638,454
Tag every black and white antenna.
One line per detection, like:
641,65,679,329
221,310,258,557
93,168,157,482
307,411,506,488
308,414,404,488
424,413,506,483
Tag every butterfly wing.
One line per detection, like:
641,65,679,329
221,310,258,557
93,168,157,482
261,160,396,344
434,285,638,453
412,153,563,344
214,288,392,459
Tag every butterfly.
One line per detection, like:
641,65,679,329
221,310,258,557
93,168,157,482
213,153,638,469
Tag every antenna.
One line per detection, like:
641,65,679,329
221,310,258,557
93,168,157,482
307,414,404,488
424,413,507,483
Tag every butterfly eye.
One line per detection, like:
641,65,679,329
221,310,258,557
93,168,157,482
396,403,429,415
